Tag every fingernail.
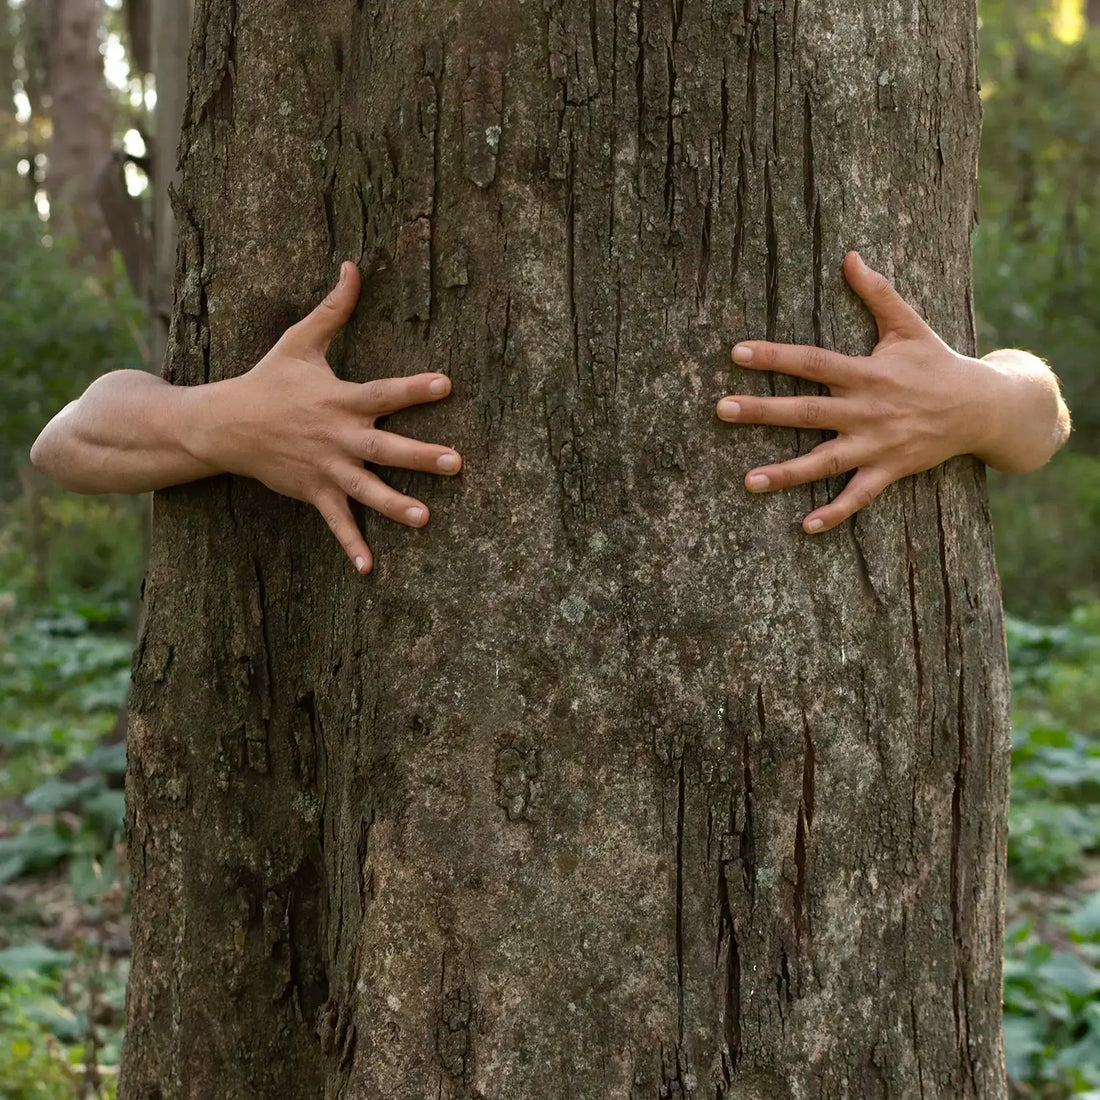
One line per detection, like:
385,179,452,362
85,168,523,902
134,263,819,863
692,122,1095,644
747,474,770,492
429,376,449,395
806,518,825,533
437,453,459,472
732,345,753,364
718,399,741,419
406,506,426,525
339,263,348,287
354,555,366,572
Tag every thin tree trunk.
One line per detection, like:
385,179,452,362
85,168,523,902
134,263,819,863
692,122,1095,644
148,0,191,371
123,2,1010,1098
44,0,113,260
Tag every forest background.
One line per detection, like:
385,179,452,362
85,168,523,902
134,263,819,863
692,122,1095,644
0,0,1096,1097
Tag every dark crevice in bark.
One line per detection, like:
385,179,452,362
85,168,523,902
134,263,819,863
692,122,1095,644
794,711,814,943
663,43,677,226
428,45,444,329
634,0,645,159
802,92,823,346
848,518,882,607
730,138,746,288
718,854,742,1080
905,520,925,719
675,755,686,1045
951,662,977,1093
696,158,713,307
566,132,580,383
718,57,729,204
935,482,953,666
764,157,778,344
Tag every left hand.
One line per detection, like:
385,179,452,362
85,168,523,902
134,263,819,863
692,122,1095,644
716,251,994,533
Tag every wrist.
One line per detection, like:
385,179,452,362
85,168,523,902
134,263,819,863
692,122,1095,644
176,380,235,478
963,353,1013,466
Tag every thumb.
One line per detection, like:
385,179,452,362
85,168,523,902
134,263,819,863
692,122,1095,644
843,251,927,342
284,261,361,354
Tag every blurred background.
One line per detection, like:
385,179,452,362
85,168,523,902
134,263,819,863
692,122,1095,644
0,0,1096,1096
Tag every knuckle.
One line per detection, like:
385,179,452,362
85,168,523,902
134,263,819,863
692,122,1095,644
344,471,369,500
822,452,844,478
803,348,829,379
360,380,386,409
360,431,384,464
853,486,877,510
802,398,826,426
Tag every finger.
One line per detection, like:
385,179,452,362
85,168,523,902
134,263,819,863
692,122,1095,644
717,393,850,431
313,492,373,574
730,341,858,385
333,465,431,528
843,252,928,341
282,261,362,354
744,441,857,494
802,466,894,533
353,372,452,418
353,429,462,475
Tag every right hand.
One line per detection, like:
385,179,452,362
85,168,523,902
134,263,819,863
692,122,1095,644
194,261,460,574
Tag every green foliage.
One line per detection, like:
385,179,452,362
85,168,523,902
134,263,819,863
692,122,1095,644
0,952,121,1100
1004,908,1100,1096
989,457,1100,621
0,594,130,1099
1005,603,1100,1096
0,212,143,497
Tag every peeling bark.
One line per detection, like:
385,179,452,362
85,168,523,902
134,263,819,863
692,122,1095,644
123,1,1010,1098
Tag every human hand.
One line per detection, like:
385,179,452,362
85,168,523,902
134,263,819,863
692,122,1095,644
190,261,460,573
716,251,996,533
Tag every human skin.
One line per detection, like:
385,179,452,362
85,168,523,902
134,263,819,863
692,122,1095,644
717,251,1072,532
32,254,1071,569
30,263,460,574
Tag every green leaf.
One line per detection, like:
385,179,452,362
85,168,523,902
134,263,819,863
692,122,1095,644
1038,952,1100,999
0,944,72,980
1073,892,1100,940
1003,1013,1045,1082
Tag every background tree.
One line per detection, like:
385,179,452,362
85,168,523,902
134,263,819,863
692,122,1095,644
42,0,112,261
122,1,1013,1097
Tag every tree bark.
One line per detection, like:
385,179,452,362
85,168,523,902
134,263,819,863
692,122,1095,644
148,0,192,371
44,0,113,260
123,2,1010,1098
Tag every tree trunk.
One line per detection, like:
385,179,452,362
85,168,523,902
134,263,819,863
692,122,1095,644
123,2,1010,1098
44,0,113,260
148,0,192,371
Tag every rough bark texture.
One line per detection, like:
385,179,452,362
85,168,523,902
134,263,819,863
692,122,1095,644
149,0,192,371
123,2,1011,1098
44,0,112,259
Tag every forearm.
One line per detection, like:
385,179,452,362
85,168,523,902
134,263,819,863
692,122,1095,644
972,349,1071,474
29,370,225,493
